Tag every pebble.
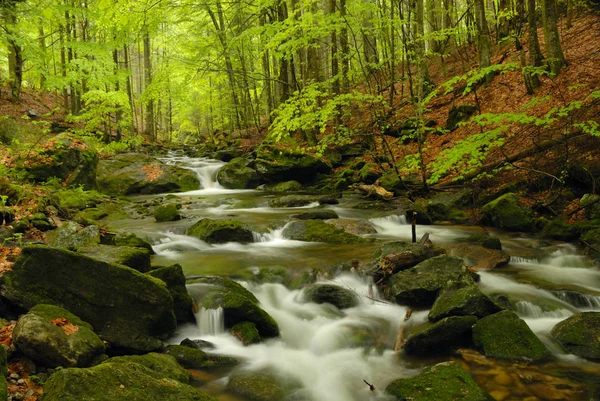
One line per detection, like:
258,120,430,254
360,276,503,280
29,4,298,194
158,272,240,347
17,378,25,385
9,373,18,380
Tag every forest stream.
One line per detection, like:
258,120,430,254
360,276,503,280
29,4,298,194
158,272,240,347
106,153,600,401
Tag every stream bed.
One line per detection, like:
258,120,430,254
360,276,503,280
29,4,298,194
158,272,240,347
107,153,600,401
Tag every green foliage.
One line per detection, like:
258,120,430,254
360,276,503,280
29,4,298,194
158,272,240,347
0,116,18,145
68,90,132,134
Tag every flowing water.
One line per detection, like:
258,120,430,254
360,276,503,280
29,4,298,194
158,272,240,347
109,153,600,400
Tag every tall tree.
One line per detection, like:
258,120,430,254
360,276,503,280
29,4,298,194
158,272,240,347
473,0,493,83
541,0,566,75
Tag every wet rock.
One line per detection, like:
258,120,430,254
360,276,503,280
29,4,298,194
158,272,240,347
325,219,377,235
290,209,338,220
385,361,492,401
403,316,477,355
97,153,199,195
281,219,370,244
481,193,533,231
226,372,295,401
12,304,105,368
302,284,359,309
450,243,510,269
78,244,152,272
113,232,154,254
153,203,181,222
188,276,279,339
217,157,262,189
460,234,502,250
581,229,600,259
41,362,216,401
387,255,475,308
267,180,303,192
107,353,190,383
374,240,446,275
45,221,100,250
163,344,239,369
541,219,581,241
429,284,503,322
551,312,600,361
472,311,551,362
1,245,176,353
268,195,321,208
377,170,406,195
186,218,254,244
254,144,331,184
147,264,194,323
231,322,261,345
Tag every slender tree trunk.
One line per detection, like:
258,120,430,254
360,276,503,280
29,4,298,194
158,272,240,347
4,1,22,101
497,0,511,40
123,44,136,134
143,30,155,140
330,0,340,95
542,0,566,75
38,22,47,88
340,0,349,93
260,12,273,124
527,0,545,67
414,0,429,192
474,0,493,83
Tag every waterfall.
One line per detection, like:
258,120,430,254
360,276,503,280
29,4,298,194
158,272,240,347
196,307,225,335
515,301,573,319
553,291,600,309
510,256,539,264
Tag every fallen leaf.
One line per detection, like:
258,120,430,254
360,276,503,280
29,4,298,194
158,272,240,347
49,318,80,335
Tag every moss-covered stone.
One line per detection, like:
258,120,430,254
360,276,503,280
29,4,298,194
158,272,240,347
188,276,279,338
108,353,190,383
387,256,474,307
472,311,551,361
226,372,291,401
385,361,492,401
358,163,380,184
450,243,510,269
550,312,600,361
461,235,502,250
374,240,446,275
0,344,6,376
113,232,154,253
186,218,253,243
77,245,152,272
541,219,581,241
268,195,321,208
147,264,194,323
217,157,262,189
254,144,332,184
97,153,199,196
268,180,302,192
1,246,176,353
153,203,181,222
303,284,359,309
13,304,105,368
281,219,370,244
429,284,503,322
326,219,377,235
45,221,100,250
481,193,533,231
581,228,600,259
403,316,477,355
231,322,261,345
162,344,239,369
41,361,216,401
377,170,405,195
446,104,478,132
290,209,339,220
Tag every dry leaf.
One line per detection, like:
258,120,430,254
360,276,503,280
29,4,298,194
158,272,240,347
50,318,80,335
140,164,163,181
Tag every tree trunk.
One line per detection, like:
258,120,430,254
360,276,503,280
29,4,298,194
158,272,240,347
474,0,493,83
330,0,340,95
497,0,511,40
4,1,22,101
340,0,349,93
414,0,429,192
143,30,155,140
260,12,273,124
542,0,566,75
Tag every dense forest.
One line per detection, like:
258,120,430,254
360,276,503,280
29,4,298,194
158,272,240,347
1,0,600,400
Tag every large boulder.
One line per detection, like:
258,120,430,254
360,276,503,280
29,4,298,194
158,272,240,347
1,246,176,353
162,344,239,369
282,220,370,244
385,361,492,401
302,284,359,309
326,219,377,235
107,353,190,383
374,240,446,276
254,144,332,183
481,193,533,231
402,316,477,355
147,264,194,323
45,221,100,250
551,312,600,361
113,232,154,254
77,245,152,272
188,276,279,339
387,256,475,307
217,157,262,189
97,153,199,196
472,311,551,362
13,304,105,368
41,361,216,401
153,203,181,222
226,372,297,401
428,284,503,322
20,133,98,190
186,218,254,244
450,243,510,269
268,195,322,208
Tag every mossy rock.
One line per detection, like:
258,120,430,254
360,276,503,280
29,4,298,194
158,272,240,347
387,256,474,308
460,235,502,250
268,195,322,208
188,276,279,339
254,144,332,184
446,104,478,132
377,170,405,195
107,352,190,383
1,245,176,353
481,193,533,231
13,304,105,368
281,219,370,244
163,344,240,369
429,284,503,322
231,322,261,345
186,218,253,244
78,245,152,272
303,284,359,309
551,312,600,361
541,219,581,241
226,372,292,401
0,344,6,376
45,222,100,250
326,219,377,235
403,315,477,355
268,180,303,192
41,361,216,401
154,203,181,222
290,209,338,220
113,232,154,254
581,229,600,258
385,361,492,401
358,163,380,184
450,243,510,269
374,240,446,275
217,157,262,189
472,311,551,362
97,153,199,196
147,264,194,323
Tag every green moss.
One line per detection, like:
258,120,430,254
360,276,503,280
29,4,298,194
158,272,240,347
268,180,303,192
113,232,154,253
108,353,190,383
41,362,216,401
541,219,581,241
281,219,371,244
147,264,194,323
385,361,492,401
186,218,253,244
231,322,261,345
153,203,181,222
481,193,533,231
429,284,502,321
162,344,209,368
403,316,477,355
303,284,358,309
472,311,551,361
268,195,321,207
226,373,290,401
78,245,152,272
551,312,600,360
217,157,261,189
290,209,338,220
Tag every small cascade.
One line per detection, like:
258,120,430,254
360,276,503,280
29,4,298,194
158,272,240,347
189,159,225,190
152,233,210,255
553,291,600,309
515,301,573,319
196,307,225,335
510,256,539,264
